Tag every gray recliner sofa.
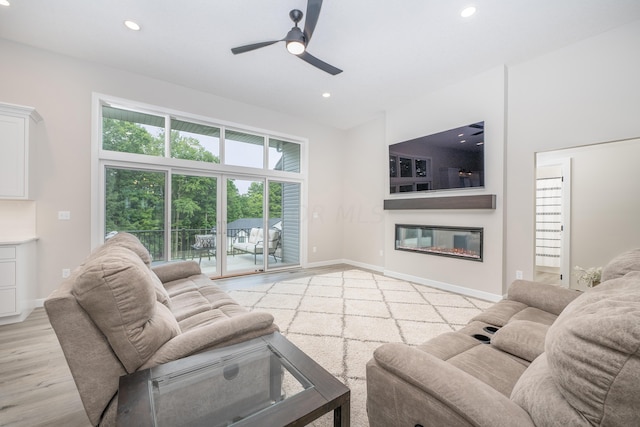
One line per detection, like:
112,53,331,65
45,233,278,426
366,249,640,426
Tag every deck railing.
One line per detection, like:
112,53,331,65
115,227,260,261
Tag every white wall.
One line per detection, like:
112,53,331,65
340,114,386,270
0,39,346,300
506,19,640,284
382,66,507,300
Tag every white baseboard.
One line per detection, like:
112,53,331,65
305,258,384,273
305,259,501,302
383,269,502,302
341,259,385,273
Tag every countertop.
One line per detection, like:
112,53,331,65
0,236,39,245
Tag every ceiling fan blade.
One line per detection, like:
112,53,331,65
231,40,280,55
303,0,323,43
298,51,342,75
472,130,484,136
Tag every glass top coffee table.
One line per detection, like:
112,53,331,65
117,332,350,427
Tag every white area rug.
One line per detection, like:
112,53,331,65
228,269,494,427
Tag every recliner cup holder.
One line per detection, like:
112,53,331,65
483,326,499,334
473,334,491,344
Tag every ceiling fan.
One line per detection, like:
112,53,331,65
230,0,342,75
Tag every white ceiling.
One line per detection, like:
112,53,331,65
2,1,640,130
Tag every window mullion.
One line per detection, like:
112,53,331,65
164,114,171,158
220,126,226,165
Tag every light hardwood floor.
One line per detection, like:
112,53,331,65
0,308,90,426
0,264,353,427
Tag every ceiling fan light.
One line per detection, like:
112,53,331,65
287,40,305,55
285,27,305,55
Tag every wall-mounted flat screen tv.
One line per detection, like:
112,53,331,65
389,121,484,194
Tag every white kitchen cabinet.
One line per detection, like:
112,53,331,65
0,103,42,200
0,239,37,325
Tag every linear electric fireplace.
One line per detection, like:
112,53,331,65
395,224,483,262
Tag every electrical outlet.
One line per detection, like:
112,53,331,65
312,246,317,253
62,268,71,278
516,270,523,280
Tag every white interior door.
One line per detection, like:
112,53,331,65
535,158,571,287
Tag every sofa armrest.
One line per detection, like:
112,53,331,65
370,343,535,427
151,261,202,284
491,320,548,362
139,311,277,369
507,280,581,316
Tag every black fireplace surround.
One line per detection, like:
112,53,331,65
395,224,483,262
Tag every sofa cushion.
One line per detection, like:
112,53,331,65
601,248,640,282
104,232,172,308
471,300,528,326
511,355,590,426
448,344,528,397
509,307,557,326
105,231,153,266
506,280,581,316
73,246,181,373
515,272,640,425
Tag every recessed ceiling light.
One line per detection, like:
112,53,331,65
458,133,464,137
0,0,11,7
322,92,331,98
460,140,466,143
477,142,484,146
461,6,476,18
124,20,141,31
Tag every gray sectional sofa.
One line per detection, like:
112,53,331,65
366,249,640,426
45,233,278,426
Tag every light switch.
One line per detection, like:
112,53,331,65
58,211,71,220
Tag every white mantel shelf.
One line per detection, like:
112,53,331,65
384,194,496,210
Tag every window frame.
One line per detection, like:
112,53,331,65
91,93,308,263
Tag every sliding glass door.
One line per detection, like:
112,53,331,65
171,173,218,274
224,177,265,275
104,168,301,277
104,166,166,260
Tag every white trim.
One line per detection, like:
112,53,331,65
91,92,309,269
305,258,502,301
305,258,385,273
383,269,502,301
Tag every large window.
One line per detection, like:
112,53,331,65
105,167,166,259
171,119,220,163
96,96,305,275
225,130,264,169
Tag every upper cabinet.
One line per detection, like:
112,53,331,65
0,103,42,200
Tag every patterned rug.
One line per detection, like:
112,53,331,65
228,268,494,427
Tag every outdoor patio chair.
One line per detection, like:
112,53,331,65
191,234,216,265
232,228,281,264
